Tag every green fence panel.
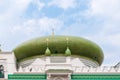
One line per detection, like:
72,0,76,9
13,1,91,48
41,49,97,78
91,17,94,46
71,74,120,80
8,74,47,80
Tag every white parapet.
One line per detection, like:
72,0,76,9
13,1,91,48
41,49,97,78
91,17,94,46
45,64,72,71
73,66,120,73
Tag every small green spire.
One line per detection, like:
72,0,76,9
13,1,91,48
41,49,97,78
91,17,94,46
65,37,71,56
65,47,71,56
45,47,51,56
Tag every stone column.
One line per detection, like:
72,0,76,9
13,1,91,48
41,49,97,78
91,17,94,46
46,57,50,64
68,73,71,80
47,73,51,80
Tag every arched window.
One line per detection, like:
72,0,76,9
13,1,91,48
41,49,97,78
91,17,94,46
54,50,58,54
0,65,4,78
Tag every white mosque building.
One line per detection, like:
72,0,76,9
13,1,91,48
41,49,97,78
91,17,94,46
0,35,120,80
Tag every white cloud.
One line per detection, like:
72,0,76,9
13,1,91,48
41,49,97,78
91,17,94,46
38,17,63,31
12,17,64,36
33,0,45,10
88,0,120,18
85,0,120,44
0,0,46,27
48,0,77,10
12,20,36,35
0,0,32,26
0,0,32,37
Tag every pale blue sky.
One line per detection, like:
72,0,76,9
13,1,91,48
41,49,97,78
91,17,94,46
0,0,120,66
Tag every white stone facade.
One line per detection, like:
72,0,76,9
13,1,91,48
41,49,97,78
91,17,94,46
18,56,120,73
0,52,120,79
0,52,16,79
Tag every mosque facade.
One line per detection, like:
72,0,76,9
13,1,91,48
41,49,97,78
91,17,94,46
0,35,120,80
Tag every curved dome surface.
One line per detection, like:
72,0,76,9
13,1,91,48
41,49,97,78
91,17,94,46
13,35,104,65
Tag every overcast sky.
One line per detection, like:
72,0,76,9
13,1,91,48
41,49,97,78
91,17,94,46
0,0,120,66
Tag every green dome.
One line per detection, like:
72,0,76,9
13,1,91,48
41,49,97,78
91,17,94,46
13,35,104,65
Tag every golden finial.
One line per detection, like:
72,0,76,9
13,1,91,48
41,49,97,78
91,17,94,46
66,37,69,46
46,38,49,47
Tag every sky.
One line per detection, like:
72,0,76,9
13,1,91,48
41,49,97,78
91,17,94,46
0,0,120,66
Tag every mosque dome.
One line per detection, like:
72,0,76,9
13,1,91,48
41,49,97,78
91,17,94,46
13,35,104,65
